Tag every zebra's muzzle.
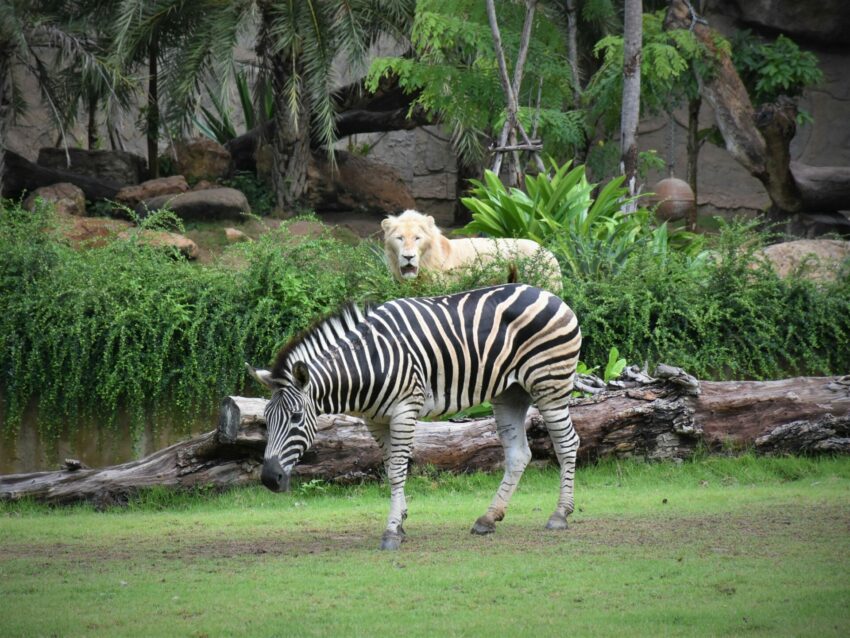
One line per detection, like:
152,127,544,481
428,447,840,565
261,458,291,492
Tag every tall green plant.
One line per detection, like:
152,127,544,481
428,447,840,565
194,70,273,144
461,160,703,277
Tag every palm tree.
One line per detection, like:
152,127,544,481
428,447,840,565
114,0,412,210
0,0,120,188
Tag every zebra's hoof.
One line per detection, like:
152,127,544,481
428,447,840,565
470,516,496,535
545,512,569,530
380,531,404,551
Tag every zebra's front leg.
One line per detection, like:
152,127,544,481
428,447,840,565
538,400,580,530
379,416,416,551
472,386,532,535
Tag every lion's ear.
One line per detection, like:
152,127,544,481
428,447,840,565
381,217,396,234
426,215,436,228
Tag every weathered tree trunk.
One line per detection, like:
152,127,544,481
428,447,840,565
686,95,701,205
620,0,643,187
266,49,310,214
565,0,581,104
87,93,98,151
664,0,850,224
2,373,848,506
146,40,159,179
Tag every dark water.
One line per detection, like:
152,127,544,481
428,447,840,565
0,405,214,475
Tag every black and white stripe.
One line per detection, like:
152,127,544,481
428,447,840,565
250,283,581,549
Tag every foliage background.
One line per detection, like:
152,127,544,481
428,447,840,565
2,200,849,440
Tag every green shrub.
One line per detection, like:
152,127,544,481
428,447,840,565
0,202,386,435
564,222,850,379
460,160,705,278
2,200,848,442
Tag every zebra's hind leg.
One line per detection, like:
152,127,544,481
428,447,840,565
471,384,532,535
537,396,580,530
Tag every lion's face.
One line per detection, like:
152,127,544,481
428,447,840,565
382,211,437,280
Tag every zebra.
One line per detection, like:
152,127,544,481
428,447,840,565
247,283,581,550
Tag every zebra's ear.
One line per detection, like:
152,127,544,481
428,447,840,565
292,361,310,391
245,363,275,389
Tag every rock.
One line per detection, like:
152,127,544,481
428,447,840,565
174,138,232,182
767,211,850,239
306,150,416,215
54,212,132,248
23,182,86,216
115,175,189,207
136,187,250,221
719,0,850,45
758,239,850,281
118,229,199,259
37,148,147,185
224,227,250,243
192,179,217,191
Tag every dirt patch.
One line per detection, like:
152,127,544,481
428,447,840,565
4,503,847,565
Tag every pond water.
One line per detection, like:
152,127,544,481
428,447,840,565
0,404,216,475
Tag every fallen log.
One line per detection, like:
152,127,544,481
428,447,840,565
1,372,848,505
1,150,122,201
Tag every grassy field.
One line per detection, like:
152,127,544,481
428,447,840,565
2,456,849,637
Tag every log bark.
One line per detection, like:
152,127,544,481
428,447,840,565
2,372,848,506
1,150,122,200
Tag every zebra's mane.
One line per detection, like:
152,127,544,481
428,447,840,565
270,301,374,379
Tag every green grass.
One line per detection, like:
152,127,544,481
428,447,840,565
2,456,850,637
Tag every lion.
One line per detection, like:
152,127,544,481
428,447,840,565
382,209,562,292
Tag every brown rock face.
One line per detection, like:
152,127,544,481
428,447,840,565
23,182,87,216
758,239,850,281
174,138,232,182
115,175,190,207
306,150,416,215
136,187,250,221
718,0,850,45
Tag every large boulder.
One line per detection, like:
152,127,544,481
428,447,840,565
115,175,190,207
305,150,416,216
23,182,86,216
136,187,250,221
37,148,147,185
174,138,232,182
758,239,850,282
718,0,850,45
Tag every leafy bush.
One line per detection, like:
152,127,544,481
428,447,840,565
194,69,273,144
2,201,848,441
221,171,274,216
460,160,705,277
564,222,850,380
0,202,387,435
731,31,823,105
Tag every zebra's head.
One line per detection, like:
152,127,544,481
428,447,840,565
246,361,316,493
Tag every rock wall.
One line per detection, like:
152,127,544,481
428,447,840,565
337,126,459,227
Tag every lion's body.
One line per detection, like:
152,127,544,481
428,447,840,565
382,210,562,292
